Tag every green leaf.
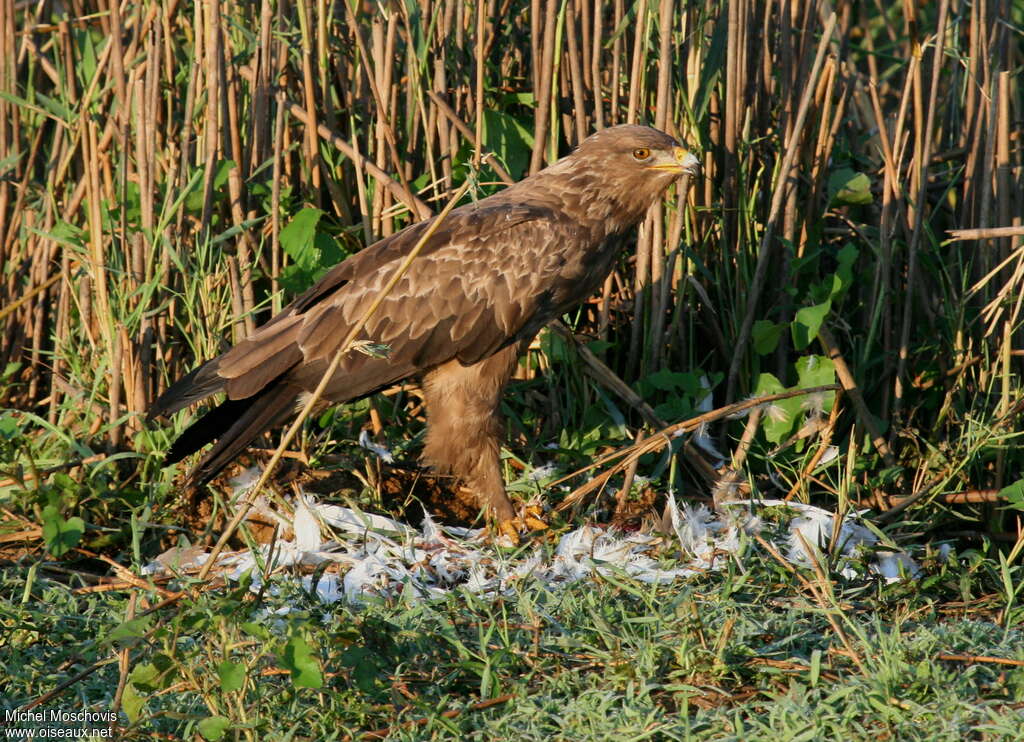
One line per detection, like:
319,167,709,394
279,207,325,270
240,621,271,639
1000,479,1024,511
120,683,146,724
795,355,836,389
836,244,858,285
40,505,85,557
753,373,785,397
795,355,836,413
75,28,98,89
540,329,571,363
105,616,151,648
213,160,234,190
753,373,801,444
752,320,785,355
198,715,231,741
281,635,323,689
500,91,536,106
654,397,695,422
217,660,246,693
127,662,157,690
643,369,701,394
482,109,534,179
341,646,381,692
183,170,207,213
277,209,349,294
0,410,19,438
277,264,313,294
791,300,830,350
312,232,347,278
828,168,873,205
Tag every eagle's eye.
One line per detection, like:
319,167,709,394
631,147,651,161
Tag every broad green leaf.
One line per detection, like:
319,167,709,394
792,300,830,350
217,660,246,693
1000,479,1024,511
128,653,176,691
76,28,98,89
0,409,19,437
41,505,84,557
341,646,380,692
279,207,324,270
753,373,801,444
753,373,785,397
120,683,146,724
482,109,534,179
500,91,536,106
129,662,161,692
312,232,347,277
277,264,312,294
281,634,323,689
183,168,208,213
795,355,836,389
655,397,695,421
836,243,858,285
213,160,234,190
540,329,571,363
828,168,873,205
643,369,701,394
105,616,151,647
795,355,836,413
198,716,231,741
752,320,785,355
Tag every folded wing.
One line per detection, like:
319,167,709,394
150,201,572,485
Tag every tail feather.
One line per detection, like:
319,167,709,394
168,386,298,487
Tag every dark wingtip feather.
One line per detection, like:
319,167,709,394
164,396,257,466
147,360,225,421
181,387,297,487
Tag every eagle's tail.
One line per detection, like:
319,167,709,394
161,385,297,488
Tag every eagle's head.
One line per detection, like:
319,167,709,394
540,125,700,232
576,124,700,178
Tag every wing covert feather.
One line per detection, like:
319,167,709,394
186,199,587,406
280,204,583,401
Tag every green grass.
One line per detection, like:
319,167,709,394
2,535,1023,739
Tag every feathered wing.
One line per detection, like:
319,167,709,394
151,200,580,486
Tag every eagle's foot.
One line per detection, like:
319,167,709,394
494,504,548,547
495,519,521,547
518,504,548,532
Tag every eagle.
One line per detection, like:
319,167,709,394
150,125,699,529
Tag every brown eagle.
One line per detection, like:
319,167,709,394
150,125,699,527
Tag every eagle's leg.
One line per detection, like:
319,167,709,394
422,344,522,524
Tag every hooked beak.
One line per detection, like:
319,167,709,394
647,146,701,177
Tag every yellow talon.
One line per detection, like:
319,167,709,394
497,519,521,546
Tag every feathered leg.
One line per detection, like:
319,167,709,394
421,343,522,523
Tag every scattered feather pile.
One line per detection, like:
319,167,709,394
144,469,920,605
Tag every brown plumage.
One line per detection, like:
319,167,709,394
150,125,699,525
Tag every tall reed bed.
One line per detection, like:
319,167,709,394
1,1,1021,519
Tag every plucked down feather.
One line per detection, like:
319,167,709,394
149,125,700,527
